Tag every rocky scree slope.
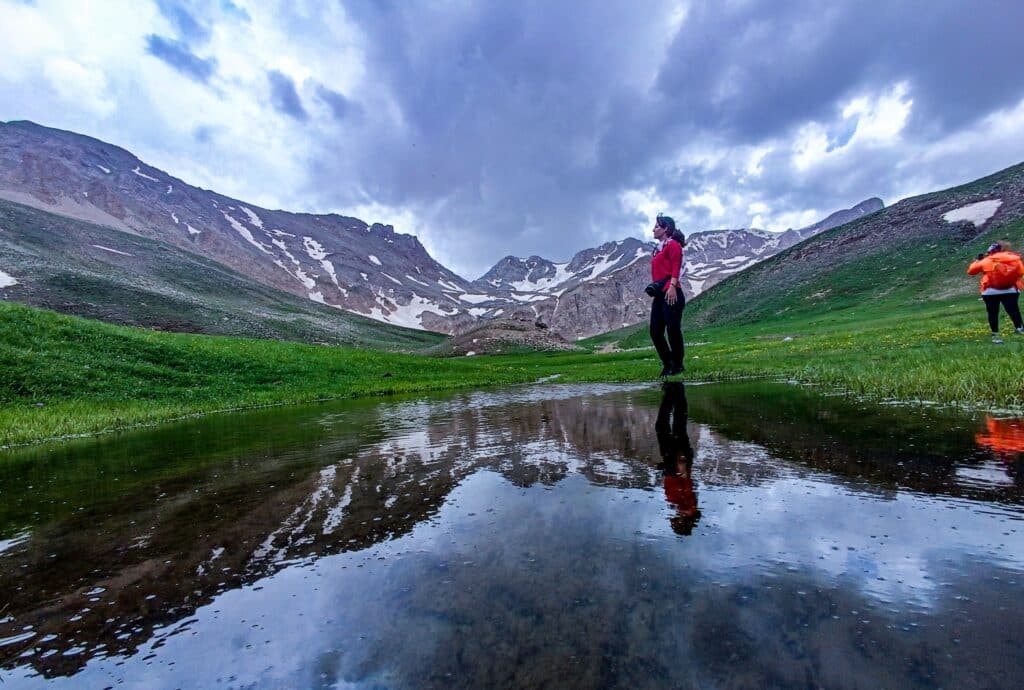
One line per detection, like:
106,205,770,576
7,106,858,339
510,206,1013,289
0,121,477,333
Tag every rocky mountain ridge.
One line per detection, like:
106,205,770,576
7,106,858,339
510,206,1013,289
0,120,880,339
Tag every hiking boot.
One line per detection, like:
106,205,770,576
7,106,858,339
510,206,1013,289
992,334,1004,345
658,365,672,378
668,364,685,376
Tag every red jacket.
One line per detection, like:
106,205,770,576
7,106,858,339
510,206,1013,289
651,239,683,290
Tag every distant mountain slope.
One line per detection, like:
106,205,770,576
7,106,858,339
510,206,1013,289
0,198,443,350
0,120,478,333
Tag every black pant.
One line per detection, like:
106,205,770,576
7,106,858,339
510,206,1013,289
655,382,693,466
983,292,1023,332
650,288,685,370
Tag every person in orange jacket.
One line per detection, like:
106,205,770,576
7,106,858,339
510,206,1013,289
967,241,1024,344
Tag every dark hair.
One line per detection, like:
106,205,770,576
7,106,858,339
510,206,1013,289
656,214,686,246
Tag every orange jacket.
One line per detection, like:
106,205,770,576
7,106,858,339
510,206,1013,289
975,416,1024,456
967,251,1024,293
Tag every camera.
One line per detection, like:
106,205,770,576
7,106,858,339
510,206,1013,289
645,278,668,297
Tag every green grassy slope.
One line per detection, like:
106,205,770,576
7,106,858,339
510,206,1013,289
0,199,444,351
683,162,1024,329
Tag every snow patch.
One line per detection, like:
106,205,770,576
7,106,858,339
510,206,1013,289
720,255,751,266
309,291,326,304
360,272,369,281
319,259,341,290
364,293,457,329
267,228,296,237
406,274,431,287
942,199,1002,227
186,224,201,236
131,166,158,182
223,212,272,254
95,164,111,174
507,261,573,292
303,237,327,261
582,252,620,280
468,307,489,317
273,259,316,289
166,185,172,195
240,206,264,228
368,254,382,266
268,238,316,288
459,293,492,304
510,293,549,303
92,244,133,256
170,213,179,224
465,351,476,357
437,278,462,292
381,272,403,285
0,270,18,288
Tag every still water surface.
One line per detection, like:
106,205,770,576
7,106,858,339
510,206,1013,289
1,382,1023,688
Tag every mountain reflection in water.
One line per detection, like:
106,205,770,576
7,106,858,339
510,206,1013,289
1,382,1022,689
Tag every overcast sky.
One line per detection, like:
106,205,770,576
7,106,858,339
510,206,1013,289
2,1,1024,278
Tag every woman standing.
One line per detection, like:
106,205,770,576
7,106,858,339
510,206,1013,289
650,214,685,376
967,241,1024,344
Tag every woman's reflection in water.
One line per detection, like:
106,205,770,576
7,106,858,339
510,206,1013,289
656,382,701,535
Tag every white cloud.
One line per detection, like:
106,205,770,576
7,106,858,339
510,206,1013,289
841,81,912,144
745,144,772,177
687,189,726,217
43,58,116,117
791,122,830,171
619,186,668,221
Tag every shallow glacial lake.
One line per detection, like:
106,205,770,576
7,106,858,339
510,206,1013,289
1,381,1023,689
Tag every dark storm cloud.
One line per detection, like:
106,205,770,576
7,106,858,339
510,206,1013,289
303,0,1024,277
309,0,676,273
145,35,217,83
315,85,362,122
155,0,210,44
655,0,1024,141
267,70,308,122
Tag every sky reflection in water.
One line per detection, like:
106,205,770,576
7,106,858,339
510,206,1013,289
1,382,1022,689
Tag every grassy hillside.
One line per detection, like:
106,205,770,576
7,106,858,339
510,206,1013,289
683,162,1024,328
0,199,443,350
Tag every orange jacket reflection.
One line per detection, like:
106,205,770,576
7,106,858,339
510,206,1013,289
975,416,1024,457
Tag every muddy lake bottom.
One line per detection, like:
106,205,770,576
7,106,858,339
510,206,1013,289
1,381,1023,689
